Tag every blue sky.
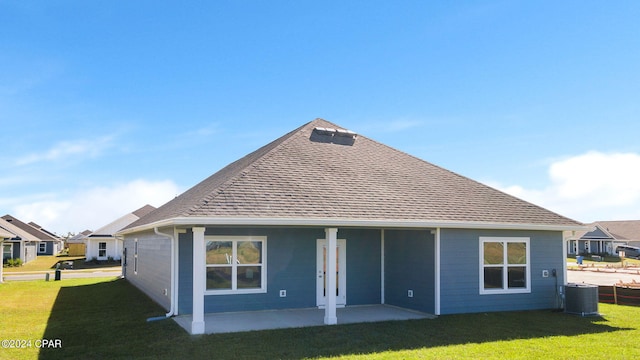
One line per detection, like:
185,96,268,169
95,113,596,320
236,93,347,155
1,1,639,235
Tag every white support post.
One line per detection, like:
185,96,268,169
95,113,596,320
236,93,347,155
324,228,338,325
380,229,385,304
562,231,568,287
434,228,441,315
0,240,3,283
191,227,206,334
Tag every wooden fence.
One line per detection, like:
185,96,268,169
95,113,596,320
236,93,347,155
67,243,86,257
599,285,640,306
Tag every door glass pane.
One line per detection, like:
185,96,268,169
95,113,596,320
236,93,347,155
484,242,504,264
323,247,326,296
484,267,503,289
507,243,526,264
237,266,261,289
237,241,261,264
322,246,340,297
206,267,232,289
206,241,233,264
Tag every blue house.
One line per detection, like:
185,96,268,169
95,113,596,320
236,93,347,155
0,217,39,264
566,220,640,255
2,215,63,256
119,119,584,335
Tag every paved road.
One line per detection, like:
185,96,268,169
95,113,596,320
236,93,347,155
2,269,122,281
567,268,640,286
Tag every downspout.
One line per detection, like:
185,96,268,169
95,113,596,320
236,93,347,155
115,235,125,279
154,227,176,318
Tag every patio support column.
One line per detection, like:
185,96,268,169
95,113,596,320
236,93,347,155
0,240,3,283
324,227,338,325
191,227,206,335
434,228,441,315
380,229,385,304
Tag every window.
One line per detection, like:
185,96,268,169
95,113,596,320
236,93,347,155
3,243,12,260
39,242,47,253
134,239,138,274
205,236,266,294
98,242,107,258
480,237,530,294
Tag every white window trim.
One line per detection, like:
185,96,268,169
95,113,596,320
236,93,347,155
479,237,531,295
39,242,47,253
204,235,267,296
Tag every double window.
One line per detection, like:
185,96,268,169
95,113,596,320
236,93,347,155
205,236,266,294
480,237,530,294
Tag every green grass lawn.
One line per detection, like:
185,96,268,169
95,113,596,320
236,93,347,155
1,278,639,359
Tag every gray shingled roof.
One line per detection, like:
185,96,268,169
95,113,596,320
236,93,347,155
2,215,57,240
124,119,582,232
0,218,39,242
574,220,640,241
90,205,156,237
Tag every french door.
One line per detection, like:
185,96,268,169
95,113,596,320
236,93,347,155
316,239,346,307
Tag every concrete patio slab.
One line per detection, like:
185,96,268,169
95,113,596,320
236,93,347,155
173,304,436,334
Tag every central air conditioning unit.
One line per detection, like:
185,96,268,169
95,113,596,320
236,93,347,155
564,283,599,316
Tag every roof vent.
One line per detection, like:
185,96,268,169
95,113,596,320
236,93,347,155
311,127,357,146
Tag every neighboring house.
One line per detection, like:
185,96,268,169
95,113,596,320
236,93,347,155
67,230,92,256
566,220,640,255
28,221,64,255
87,205,156,261
0,217,39,264
118,119,584,335
1,215,61,256
1,226,16,282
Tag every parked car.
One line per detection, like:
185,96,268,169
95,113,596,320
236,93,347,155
615,245,640,259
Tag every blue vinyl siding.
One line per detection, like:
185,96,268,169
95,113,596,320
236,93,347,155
123,231,172,311
341,228,382,306
439,229,564,315
179,227,322,314
178,227,384,314
13,243,21,259
384,230,435,313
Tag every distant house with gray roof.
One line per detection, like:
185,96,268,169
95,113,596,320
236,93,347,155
566,220,640,255
86,205,155,261
0,217,39,264
1,215,63,256
118,119,584,335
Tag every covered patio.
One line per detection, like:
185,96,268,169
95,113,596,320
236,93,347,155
173,304,436,334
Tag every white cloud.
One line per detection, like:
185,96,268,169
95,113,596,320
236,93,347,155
15,136,115,166
12,179,181,235
494,151,640,223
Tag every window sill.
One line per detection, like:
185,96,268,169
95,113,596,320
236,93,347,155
480,288,531,295
205,289,267,296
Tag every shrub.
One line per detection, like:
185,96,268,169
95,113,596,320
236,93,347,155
5,258,23,267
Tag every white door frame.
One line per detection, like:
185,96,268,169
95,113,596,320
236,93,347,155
316,238,346,308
